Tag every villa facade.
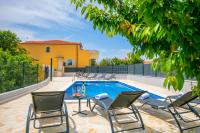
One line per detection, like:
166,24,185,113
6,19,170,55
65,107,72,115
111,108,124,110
20,40,99,72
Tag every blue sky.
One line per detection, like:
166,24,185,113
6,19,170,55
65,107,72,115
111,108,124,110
0,0,132,60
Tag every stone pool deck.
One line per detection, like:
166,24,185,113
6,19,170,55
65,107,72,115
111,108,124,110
0,77,200,133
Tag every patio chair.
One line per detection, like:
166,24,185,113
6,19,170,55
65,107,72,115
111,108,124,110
140,91,200,133
88,91,146,133
96,73,106,79
165,93,200,107
78,72,90,79
26,91,69,133
87,73,98,79
104,74,116,80
75,72,82,78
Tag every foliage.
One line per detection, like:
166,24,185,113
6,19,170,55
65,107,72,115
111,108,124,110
99,54,143,66
111,57,125,65
127,52,143,64
71,0,200,95
0,30,27,55
90,59,97,66
99,58,112,66
0,30,40,93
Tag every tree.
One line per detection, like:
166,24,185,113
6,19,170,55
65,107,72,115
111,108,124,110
127,52,143,64
99,58,112,66
0,30,27,55
71,0,200,95
99,55,143,66
0,30,37,93
111,57,123,65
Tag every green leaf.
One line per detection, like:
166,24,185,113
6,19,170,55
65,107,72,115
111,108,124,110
81,6,87,15
176,73,184,90
152,59,158,71
170,76,177,91
164,77,169,88
166,58,171,71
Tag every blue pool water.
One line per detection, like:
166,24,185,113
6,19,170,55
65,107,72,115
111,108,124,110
64,81,163,100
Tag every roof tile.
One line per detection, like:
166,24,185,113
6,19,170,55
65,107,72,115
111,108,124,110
20,40,82,46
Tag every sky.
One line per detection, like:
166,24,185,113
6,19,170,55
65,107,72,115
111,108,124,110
0,0,133,60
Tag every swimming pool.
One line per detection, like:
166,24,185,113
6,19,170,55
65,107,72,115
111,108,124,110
64,81,163,100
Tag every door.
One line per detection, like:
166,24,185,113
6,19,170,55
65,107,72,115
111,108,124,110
57,59,63,71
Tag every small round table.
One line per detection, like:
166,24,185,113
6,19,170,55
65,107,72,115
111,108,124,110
72,95,88,116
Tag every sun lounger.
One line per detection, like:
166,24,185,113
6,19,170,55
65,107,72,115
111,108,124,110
87,73,98,79
88,91,146,133
104,74,116,80
26,91,69,133
140,91,200,133
75,72,83,78
95,73,106,79
165,93,200,107
78,72,90,79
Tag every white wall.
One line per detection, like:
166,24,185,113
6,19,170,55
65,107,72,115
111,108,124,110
115,74,196,93
0,78,50,104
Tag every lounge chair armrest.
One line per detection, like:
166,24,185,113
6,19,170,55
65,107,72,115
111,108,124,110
63,102,70,133
63,102,68,115
167,96,174,104
164,96,170,102
26,104,33,133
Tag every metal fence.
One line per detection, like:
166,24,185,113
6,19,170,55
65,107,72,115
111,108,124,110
64,63,166,78
64,67,85,73
0,63,49,93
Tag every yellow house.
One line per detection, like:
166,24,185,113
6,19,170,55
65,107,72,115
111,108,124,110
20,40,99,72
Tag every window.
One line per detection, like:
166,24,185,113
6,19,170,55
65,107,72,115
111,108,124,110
45,47,50,53
90,59,96,66
64,59,74,66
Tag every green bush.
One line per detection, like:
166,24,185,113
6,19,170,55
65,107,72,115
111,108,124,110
99,53,143,66
0,31,39,93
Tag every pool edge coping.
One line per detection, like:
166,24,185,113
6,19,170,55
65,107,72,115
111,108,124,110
64,79,168,102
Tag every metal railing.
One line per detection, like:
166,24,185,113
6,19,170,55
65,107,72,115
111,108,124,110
86,64,165,77
64,63,166,78
0,63,49,93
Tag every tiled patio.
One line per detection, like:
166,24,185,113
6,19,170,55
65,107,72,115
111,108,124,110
0,77,200,133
